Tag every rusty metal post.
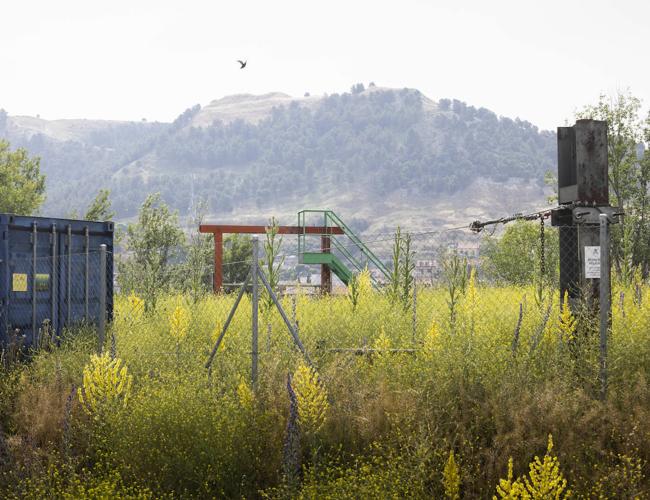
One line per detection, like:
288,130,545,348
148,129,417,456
553,119,610,310
320,234,332,294
214,230,223,293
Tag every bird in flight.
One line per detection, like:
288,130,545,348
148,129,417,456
237,60,247,69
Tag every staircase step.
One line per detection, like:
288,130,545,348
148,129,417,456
300,252,352,285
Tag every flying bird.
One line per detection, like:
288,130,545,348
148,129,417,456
237,60,247,69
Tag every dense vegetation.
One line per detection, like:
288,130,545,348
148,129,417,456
0,274,648,497
0,86,556,219
1,88,649,497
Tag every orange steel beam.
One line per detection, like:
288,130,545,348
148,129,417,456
199,224,344,292
200,225,344,235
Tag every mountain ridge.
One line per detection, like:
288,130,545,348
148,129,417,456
0,85,556,231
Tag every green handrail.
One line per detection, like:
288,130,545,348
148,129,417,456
324,211,389,279
297,209,389,284
330,237,364,271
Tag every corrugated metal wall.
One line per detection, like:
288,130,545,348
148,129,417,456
0,214,113,347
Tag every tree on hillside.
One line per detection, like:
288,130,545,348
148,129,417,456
0,139,46,215
576,91,650,280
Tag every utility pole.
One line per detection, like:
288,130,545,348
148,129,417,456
551,119,618,311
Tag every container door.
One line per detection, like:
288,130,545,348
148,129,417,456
58,225,105,331
5,223,58,347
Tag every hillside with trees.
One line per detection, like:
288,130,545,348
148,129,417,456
0,85,556,227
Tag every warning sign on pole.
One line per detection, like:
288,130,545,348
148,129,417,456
585,246,601,279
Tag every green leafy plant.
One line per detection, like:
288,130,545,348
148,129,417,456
261,217,285,312
388,227,416,311
441,252,468,329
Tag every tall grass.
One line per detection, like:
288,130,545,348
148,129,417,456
0,281,648,497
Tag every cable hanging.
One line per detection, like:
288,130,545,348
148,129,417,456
469,207,553,233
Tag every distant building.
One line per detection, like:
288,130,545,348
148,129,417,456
454,241,480,263
413,241,481,284
415,258,439,283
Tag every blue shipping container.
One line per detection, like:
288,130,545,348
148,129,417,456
0,214,113,347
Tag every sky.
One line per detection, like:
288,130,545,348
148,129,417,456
1,0,648,130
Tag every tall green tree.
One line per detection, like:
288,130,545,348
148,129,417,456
118,193,185,309
576,91,650,280
0,139,46,215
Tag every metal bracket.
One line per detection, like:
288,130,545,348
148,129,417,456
571,206,622,225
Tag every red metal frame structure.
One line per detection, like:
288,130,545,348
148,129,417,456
199,224,344,293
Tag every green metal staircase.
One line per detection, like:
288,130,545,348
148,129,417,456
298,210,390,286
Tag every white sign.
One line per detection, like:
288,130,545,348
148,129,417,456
585,246,601,279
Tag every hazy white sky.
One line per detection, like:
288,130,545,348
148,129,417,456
1,0,648,130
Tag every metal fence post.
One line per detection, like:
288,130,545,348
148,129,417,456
51,224,57,336
66,225,72,328
31,223,37,347
98,244,107,354
412,283,417,345
84,227,90,321
252,237,259,389
599,214,610,400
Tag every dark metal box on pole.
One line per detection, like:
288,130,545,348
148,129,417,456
0,214,114,347
551,119,614,307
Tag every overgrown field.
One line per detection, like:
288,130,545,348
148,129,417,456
1,276,649,498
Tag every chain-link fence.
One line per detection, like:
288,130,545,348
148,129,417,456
96,213,628,402
1,247,111,360
3,211,626,402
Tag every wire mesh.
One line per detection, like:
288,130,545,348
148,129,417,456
96,220,591,384
3,249,108,351
4,213,629,403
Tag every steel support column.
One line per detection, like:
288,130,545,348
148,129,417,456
320,235,331,294
214,230,223,293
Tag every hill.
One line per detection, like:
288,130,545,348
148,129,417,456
0,85,556,231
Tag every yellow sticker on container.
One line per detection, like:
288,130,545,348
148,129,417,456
35,274,50,292
12,273,28,292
